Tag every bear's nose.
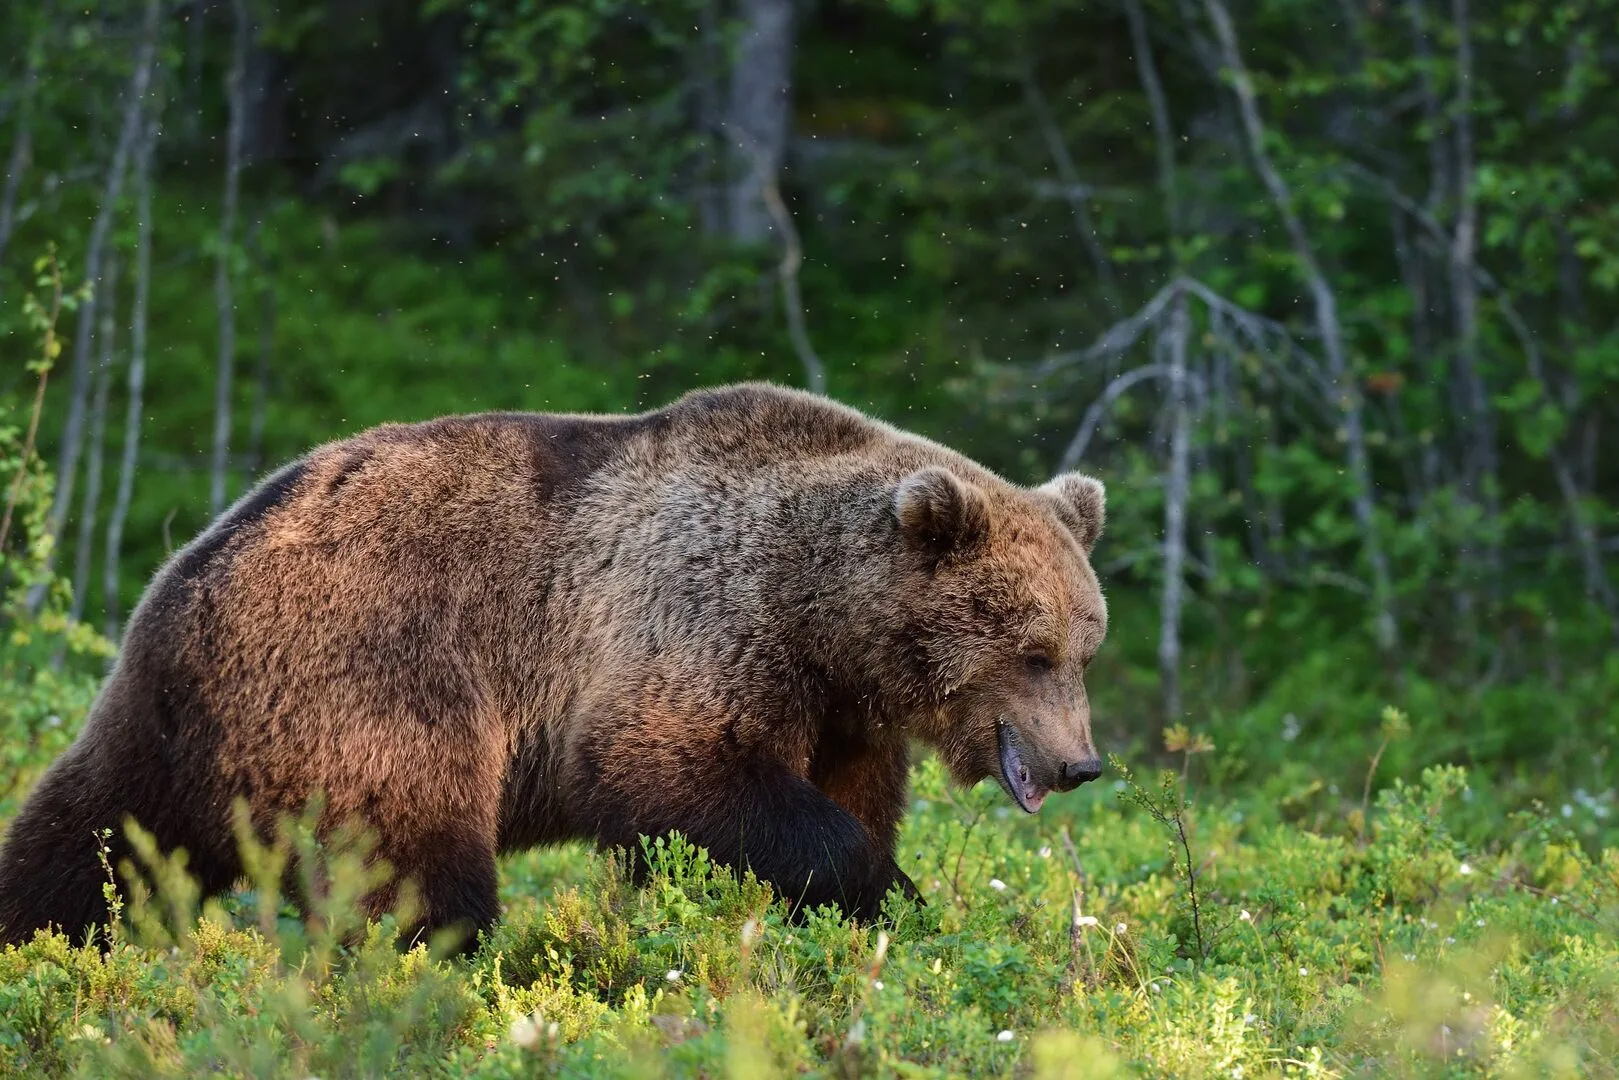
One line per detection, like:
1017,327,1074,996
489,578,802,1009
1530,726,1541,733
1062,758,1103,786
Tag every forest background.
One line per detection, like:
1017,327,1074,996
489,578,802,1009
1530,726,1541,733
0,0,1616,1075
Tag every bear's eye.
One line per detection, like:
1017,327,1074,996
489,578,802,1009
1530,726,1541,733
1023,651,1056,673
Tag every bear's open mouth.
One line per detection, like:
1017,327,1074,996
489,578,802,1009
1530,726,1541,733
996,721,1048,814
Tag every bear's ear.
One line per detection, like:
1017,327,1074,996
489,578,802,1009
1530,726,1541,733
1038,472,1105,553
894,467,991,560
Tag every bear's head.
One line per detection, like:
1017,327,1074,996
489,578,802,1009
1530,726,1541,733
893,466,1108,813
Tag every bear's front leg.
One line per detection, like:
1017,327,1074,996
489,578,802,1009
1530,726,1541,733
575,747,915,922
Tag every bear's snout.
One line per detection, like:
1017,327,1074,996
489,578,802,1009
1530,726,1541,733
1055,757,1104,790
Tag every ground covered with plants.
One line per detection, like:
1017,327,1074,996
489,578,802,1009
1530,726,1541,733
2,655,1616,1077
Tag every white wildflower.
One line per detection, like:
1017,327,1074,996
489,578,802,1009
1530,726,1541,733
989,878,1007,891
509,1015,540,1050
1039,846,1053,858
874,980,884,991
997,1030,1015,1042
1076,915,1099,927
666,969,683,982
1239,909,1252,922
1458,862,1474,876
1115,922,1128,935
1298,967,1309,977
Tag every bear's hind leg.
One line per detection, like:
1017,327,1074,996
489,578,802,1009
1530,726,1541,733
0,748,122,947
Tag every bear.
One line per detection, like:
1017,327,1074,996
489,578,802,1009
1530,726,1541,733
0,382,1108,950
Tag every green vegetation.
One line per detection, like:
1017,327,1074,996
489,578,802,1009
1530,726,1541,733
3,0,1619,1074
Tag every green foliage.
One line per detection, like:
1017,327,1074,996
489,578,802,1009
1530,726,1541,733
0,747,1614,1076
0,247,113,818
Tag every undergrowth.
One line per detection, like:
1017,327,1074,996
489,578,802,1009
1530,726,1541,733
0,747,1615,1078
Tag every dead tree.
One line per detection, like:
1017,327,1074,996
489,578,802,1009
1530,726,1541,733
1203,0,1399,654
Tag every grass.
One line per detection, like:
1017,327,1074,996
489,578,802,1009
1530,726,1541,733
1,738,1616,1078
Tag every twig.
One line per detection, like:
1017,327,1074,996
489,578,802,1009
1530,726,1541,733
1057,363,1168,471
759,175,827,395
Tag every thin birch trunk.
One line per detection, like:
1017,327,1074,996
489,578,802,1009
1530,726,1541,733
32,0,162,613
70,258,119,628
1159,290,1192,722
1203,0,1398,653
1447,0,1500,580
211,0,249,516
106,103,161,640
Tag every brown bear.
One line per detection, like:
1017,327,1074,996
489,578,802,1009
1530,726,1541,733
0,382,1107,949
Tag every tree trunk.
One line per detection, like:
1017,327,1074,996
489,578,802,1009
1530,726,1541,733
1446,0,1501,585
106,103,161,640
32,0,162,614
211,0,250,517
1159,290,1193,724
724,0,796,245
1203,0,1399,654
70,258,119,628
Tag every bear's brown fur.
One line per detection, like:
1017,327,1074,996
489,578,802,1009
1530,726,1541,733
0,383,1107,948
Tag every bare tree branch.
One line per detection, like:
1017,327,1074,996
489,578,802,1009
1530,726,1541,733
1030,276,1184,382
727,120,826,395
1058,363,1169,473
760,175,827,395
